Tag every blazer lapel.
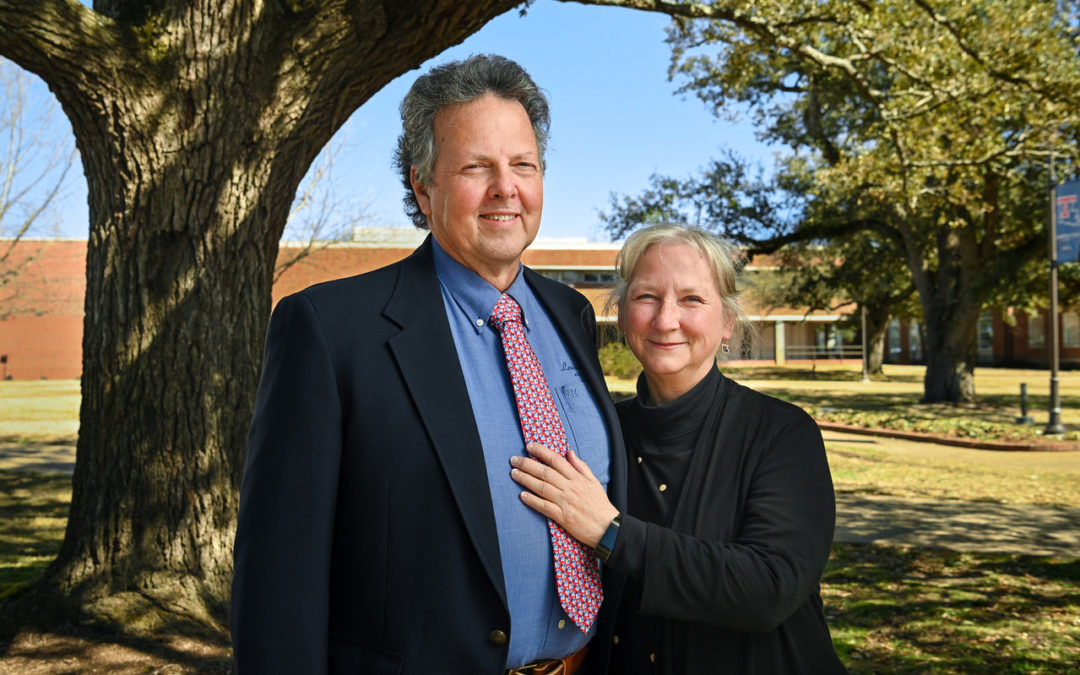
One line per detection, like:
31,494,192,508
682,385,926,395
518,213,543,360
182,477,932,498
383,238,506,606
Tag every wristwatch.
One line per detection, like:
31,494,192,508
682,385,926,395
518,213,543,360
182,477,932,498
593,514,621,562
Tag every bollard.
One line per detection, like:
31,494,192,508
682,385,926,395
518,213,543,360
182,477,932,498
1016,383,1034,425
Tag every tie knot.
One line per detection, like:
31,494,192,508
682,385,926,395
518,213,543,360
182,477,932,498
490,293,523,331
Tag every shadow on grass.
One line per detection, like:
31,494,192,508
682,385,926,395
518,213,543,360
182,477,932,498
760,388,1080,413
1,624,233,673
0,471,70,601
825,543,1080,673
0,436,78,446
0,469,233,671
765,389,920,411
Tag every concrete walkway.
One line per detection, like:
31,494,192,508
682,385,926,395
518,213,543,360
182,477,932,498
3,434,1079,558
833,492,1080,557
822,430,1080,557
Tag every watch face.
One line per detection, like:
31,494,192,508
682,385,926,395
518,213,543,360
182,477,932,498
594,515,621,561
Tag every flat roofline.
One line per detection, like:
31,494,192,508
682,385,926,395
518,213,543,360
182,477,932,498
748,315,845,322
527,239,622,250
532,265,616,271
0,237,87,242
601,315,845,323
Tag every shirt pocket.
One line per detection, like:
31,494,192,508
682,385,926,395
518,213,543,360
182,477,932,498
552,382,611,489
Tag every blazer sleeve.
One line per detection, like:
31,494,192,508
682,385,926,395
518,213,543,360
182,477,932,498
231,293,344,673
609,409,836,633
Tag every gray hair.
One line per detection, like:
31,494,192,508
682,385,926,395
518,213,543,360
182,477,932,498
394,54,551,230
607,223,755,360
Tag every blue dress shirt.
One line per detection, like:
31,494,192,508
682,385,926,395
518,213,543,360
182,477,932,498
431,239,611,668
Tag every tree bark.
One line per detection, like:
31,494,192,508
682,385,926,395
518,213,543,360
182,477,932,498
863,305,888,376
0,0,521,635
920,313,978,404
906,213,981,404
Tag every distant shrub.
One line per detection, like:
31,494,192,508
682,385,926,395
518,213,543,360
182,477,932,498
598,342,640,380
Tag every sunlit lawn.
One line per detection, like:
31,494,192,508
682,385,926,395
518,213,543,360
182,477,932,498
609,364,1080,442
731,364,1080,442
2,372,1079,671
0,379,80,443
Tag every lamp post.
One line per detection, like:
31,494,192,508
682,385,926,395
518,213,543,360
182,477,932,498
1046,153,1066,435
860,305,870,382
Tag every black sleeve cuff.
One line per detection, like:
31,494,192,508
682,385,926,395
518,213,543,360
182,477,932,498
605,513,647,580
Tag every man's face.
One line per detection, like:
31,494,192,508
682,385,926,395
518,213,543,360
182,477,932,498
411,93,543,290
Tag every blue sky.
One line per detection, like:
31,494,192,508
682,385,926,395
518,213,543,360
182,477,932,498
41,0,772,241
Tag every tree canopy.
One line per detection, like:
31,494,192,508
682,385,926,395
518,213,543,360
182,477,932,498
589,0,1080,402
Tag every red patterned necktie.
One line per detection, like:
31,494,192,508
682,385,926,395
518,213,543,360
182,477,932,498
490,293,602,633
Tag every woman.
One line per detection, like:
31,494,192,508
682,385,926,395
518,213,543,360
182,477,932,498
510,224,845,673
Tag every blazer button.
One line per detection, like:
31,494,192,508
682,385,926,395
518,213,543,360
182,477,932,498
489,629,508,646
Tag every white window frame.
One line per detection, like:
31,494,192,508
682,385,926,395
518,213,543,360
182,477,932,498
1028,314,1046,349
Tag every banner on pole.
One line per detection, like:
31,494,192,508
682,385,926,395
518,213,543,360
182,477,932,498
1057,179,1080,263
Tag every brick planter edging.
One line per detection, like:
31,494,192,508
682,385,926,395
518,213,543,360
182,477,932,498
815,420,1080,452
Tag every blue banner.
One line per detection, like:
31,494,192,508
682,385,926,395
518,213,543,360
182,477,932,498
1057,179,1080,263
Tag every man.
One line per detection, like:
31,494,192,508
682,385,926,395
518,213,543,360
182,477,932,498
231,54,626,674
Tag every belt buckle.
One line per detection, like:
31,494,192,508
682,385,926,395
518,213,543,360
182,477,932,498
508,658,564,675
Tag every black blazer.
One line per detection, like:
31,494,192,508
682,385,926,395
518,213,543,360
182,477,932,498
231,237,626,674
596,374,844,674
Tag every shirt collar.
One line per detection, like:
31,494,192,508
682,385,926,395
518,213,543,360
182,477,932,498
431,236,534,334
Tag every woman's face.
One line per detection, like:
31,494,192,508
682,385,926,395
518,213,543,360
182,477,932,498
619,241,732,405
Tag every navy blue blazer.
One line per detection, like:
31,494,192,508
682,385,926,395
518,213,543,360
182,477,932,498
231,236,626,674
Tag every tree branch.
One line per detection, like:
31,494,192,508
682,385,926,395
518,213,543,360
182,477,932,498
0,0,124,93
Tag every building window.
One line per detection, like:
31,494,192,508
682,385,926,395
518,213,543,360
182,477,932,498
909,321,923,362
977,314,993,357
1065,312,1080,348
537,270,616,285
1028,314,1046,349
888,318,902,358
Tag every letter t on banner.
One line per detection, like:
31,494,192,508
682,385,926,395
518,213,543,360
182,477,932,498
1056,180,1080,264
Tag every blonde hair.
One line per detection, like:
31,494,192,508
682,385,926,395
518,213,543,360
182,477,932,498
606,224,754,359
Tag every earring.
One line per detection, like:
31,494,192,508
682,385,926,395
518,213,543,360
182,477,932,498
721,340,730,354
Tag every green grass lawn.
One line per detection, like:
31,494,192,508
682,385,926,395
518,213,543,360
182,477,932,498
0,379,80,443
2,372,1079,671
825,545,1080,673
609,363,1080,442
826,443,1080,507
0,471,70,601
730,363,1080,442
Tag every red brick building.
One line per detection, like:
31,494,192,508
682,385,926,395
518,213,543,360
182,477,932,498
1,238,85,380
2,228,858,380
881,309,1080,368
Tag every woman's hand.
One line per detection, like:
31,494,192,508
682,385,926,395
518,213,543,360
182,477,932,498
510,442,619,548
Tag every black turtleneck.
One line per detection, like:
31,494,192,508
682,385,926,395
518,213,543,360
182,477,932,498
625,366,723,531
609,366,724,673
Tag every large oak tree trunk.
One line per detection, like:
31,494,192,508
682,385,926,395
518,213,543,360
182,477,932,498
0,0,521,635
907,222,982,404
920,309,979,403
863,305,889,376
